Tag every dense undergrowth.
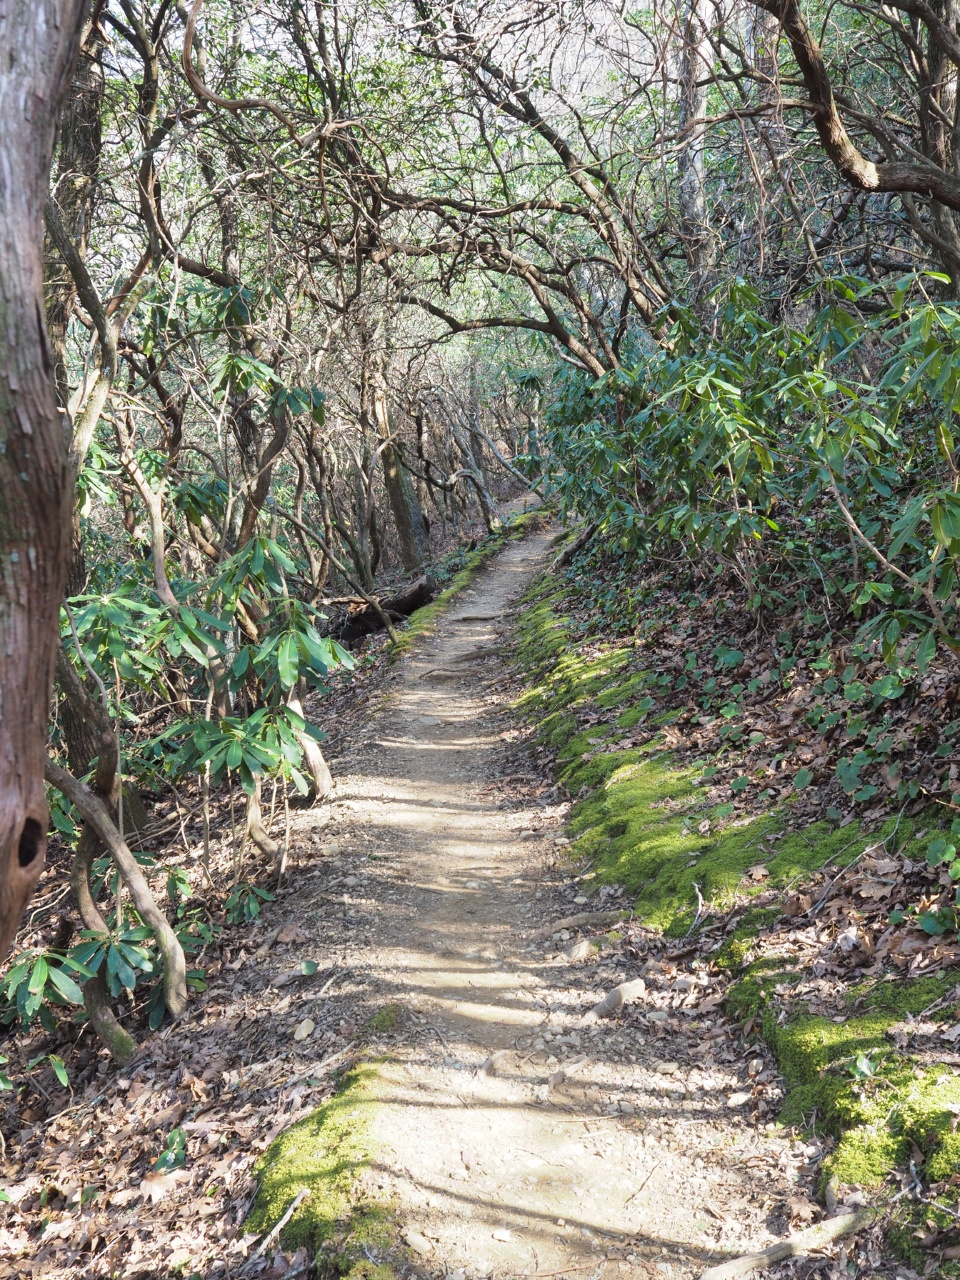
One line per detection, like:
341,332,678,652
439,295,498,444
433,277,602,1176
516,542,960,1268
1,510,534,1105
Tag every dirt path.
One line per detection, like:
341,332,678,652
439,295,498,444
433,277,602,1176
300,528,805,1280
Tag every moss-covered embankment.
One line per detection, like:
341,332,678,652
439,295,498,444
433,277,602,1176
516,580,960,1261
246,1061,399,1280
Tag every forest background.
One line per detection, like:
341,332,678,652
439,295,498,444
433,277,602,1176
3,0,960,1253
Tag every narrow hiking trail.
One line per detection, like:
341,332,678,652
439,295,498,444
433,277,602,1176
289,525,810,1280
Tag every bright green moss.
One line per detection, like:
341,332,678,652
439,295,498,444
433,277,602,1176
830,1129,908,1188
860,972,959,1018
247,1064,379,1252
514,581,960,1217
726,969,960,1189
326,1204,399,1280
714,909,780,971
616,706,647,729
597,670,651,709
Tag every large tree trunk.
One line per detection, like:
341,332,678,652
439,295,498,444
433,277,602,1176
0,0,90,960
44,23,104,411
45,24,105,604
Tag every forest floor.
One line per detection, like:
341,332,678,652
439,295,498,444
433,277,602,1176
1,515,911,1280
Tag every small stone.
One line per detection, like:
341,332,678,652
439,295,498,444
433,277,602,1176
343,876,360,888
656,1062,680,1075
727,1091,752,1108
647,1011,670,1022
563,939,596,961
492,1228,512,1242
404,1229,433,1255
573,894,588,904
479,1050,511,1077
293,1018,315,1041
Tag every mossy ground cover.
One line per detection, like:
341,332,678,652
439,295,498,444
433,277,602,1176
247,1062,401,1277
515,573,960,1253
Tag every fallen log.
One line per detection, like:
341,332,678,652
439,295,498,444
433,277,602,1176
698,1209,875,1280
551,521,598,572
333,574,438,642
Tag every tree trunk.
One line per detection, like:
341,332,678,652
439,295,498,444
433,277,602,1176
372,376,430,572
45,25,105,604
286,685,333,800
678,0,718,306
451,417,498,532
44,23,104,410
924,0,960,285
0,0,90,960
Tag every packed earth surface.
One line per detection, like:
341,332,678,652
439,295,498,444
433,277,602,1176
247,522,898,1280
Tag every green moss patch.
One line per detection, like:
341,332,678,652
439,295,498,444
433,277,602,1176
364,1004,401,1033
247,1063,381,1254
319,1204,400,1280
727,969,960,1191
514,579,960,1223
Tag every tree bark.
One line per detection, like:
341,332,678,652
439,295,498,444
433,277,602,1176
44,22,104,411
371,375,430,572
44,25,104,603
753,0,960,212
0,0,91,961
678,0,718,306
44,759,189,1018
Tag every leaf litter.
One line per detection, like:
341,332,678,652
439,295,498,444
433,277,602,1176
0,524,949,1280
